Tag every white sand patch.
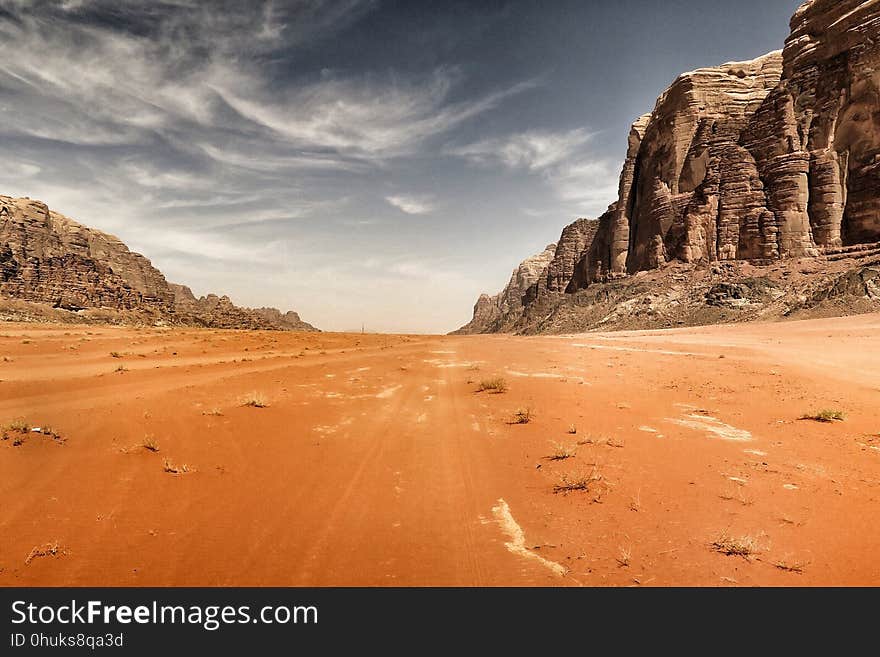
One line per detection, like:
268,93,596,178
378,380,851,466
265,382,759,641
471,421,481,431
416,413,427,424
423,359,482,368
744,449,767,457
376,385,402,399
667,414,752,441
492,499,567,577
430,350,457,354
638,426,664,438
325,374,336,379
324,392,344,399
573,344,700,357
506,369,586,383
424,395,434,402
783,483,799,490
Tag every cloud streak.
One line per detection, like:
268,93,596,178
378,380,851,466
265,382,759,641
385,194,434,215
450,127,619,215
450,128,594,171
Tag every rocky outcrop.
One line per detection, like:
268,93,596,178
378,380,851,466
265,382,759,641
0,195,317,331
251,308,317,332
546,219,600,294
610,50,786,275
171,282,317,331
458,0,880,334
453,243,556,334
0,196,174,313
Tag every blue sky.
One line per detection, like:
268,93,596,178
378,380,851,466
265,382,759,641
0,0,802,332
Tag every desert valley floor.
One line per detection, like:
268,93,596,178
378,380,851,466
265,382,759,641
2,315,880,586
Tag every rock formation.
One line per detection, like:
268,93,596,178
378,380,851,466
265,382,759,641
459,0,880,334
453,243,556,334
170,283,317,331
0,195,318,331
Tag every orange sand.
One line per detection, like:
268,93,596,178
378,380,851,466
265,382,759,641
2,315,880,586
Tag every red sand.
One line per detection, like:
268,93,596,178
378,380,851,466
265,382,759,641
2,314,880,586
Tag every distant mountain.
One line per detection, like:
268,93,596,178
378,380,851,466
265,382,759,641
0,194,318,331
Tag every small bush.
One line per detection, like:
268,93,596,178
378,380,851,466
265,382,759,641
25,542,62,565
163,459,190,474
567,424,577,435
773,559,806,574
711,533,758,558
577,434,624,448
4,419,29,433
477,377,507,394
547,441,576,461
553,467,603,494
800,409,845,423
241,392,269,408
510,407,533,425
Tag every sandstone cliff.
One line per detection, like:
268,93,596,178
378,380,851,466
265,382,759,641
453,243,556,334
0,195,318,331
459,0,880,334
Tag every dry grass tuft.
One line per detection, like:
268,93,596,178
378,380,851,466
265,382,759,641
241,392,269,408
476,377,507,394
25,542,63,565
616,546,632,567
510,407,533,425
2,421,64,445
547,441,576,461
142,435,160,452
4,418,29,433
799,409,845,423
711,532,759,559
773,559,806,574
163,459,191,474
553,466,603,494
567,424,577,435
202,408,224,417
577,434,624,448
629,489,642,512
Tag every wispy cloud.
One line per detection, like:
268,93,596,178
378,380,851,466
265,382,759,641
551,159,619,207
385,194,435,215
450,127,618,214
0,0,607,333
449,128,593,171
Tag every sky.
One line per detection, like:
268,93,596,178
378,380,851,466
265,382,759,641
0,0,803,333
